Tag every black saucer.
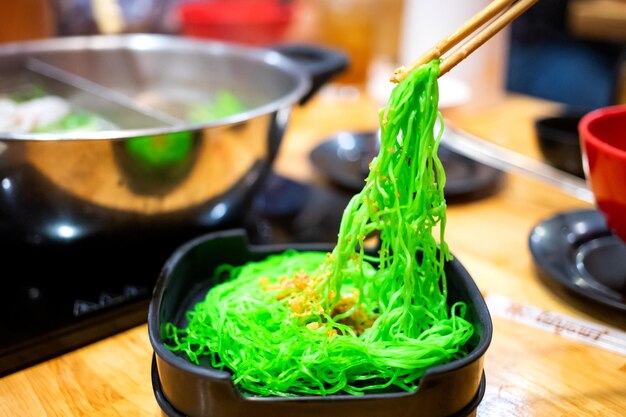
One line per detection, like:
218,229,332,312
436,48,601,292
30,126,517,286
529,209,626,312
309,131,504,203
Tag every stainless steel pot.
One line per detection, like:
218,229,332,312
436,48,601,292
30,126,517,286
0,34,346,244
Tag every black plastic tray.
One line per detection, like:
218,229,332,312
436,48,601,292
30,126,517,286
148,230,492,417
151,355,487,417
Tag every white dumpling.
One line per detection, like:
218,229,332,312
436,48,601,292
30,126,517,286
15,96,71,130
0,99,18,132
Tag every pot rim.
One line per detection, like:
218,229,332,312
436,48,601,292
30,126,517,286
0,34,311,141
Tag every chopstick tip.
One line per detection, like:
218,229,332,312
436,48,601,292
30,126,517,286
390,66,406,84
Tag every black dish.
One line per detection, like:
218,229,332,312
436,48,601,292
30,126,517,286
534,114,585,178
148,230,492,417
309,131,504,203
529,209,626,312
151,355,487,417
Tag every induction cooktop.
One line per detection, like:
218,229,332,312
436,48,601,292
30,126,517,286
0,173,350,376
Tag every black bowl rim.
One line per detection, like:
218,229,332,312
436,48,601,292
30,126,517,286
148,228,493,401
534,115,582,146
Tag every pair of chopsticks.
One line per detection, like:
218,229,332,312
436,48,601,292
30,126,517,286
391,0,539,83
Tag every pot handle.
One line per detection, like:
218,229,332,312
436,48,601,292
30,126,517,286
272,43,349,104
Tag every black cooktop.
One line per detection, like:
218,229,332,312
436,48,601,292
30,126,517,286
0,173,350,376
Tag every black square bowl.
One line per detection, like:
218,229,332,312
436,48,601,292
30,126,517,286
148,229,492,417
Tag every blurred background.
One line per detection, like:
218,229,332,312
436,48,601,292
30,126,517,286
1,0,625,109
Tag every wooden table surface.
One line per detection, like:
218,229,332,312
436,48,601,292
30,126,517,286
1,92,625,416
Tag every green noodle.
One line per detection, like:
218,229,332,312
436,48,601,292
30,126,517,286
165,60,474,396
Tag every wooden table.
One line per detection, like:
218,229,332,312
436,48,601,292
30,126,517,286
1,92,625,416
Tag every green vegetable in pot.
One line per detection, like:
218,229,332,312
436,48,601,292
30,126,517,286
10,84,46,103
186,91,246,123
124,131,194,167
35,112,105,133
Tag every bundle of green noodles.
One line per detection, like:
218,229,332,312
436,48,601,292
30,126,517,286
165,60,474,396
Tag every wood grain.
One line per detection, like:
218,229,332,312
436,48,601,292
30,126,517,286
1,93,625,416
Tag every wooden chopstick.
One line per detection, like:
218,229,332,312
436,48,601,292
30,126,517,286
439,0,539,76
391,0,539,83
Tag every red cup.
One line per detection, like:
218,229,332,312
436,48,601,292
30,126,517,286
579,104,626,242
178,0,294,46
